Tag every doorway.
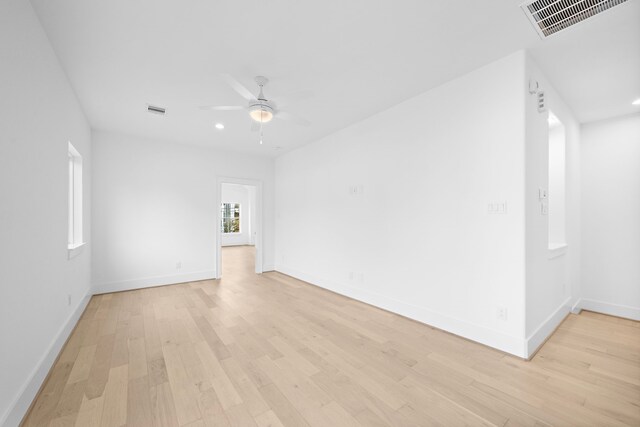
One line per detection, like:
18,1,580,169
216,177,263,278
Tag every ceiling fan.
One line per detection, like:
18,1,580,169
200,75,311,138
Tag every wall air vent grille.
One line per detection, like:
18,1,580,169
537,91,547,112
521,0,628,38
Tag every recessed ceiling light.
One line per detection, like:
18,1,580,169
632,98,640,106
215,123,224,130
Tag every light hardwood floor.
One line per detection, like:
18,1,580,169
23,246,640,426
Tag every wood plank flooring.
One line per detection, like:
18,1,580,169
23,246,640,426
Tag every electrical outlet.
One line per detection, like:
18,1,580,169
496,306,508,321
541,203,548,215
349,185,364,196
488,202,507,214
538,188,548,200
67,294,72,306
176,261,182,270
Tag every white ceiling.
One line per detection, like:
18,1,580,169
30,0,640,157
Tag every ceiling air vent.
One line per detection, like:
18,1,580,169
147,104,166,115
521,0,628,38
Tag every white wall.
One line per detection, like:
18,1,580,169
221,184,255,246
0,1,92,425
580,113,640,320
276,51,529,356
92,131,274,293
524,57,581,355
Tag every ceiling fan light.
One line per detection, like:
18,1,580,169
249,108,273,123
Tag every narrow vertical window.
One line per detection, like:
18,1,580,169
68,142,84,254
548,112,566,249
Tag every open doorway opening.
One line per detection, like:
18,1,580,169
216,178,262,278
548,111,566,250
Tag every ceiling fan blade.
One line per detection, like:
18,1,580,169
278,89,314,108
277,111,311,127
199,105,244,111
221,74,255,101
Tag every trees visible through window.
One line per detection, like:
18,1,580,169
221,203,240,233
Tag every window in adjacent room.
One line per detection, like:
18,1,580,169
220,203,240,233
68,142,84,252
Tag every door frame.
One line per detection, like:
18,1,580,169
216,176,263,278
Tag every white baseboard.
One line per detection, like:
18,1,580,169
574,298,640,321
275,265,527,358
262,264,275,272
1,293,91,427
571,298,582,314
93,270,216,294
525,297,571,358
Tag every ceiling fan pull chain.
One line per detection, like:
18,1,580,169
259,120,264,145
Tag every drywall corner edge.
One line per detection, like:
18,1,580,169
1,293,91,427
